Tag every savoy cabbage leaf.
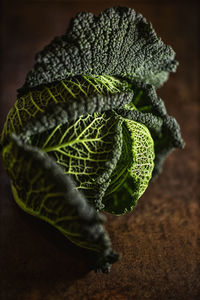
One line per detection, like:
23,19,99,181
2,133,119,273
103,119,154,214
30,111,123,210
18,7,177,94
1,7,184,273
116,82,184,177
1,75,131,145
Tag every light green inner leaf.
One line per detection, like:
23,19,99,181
30,111,123,209
103,119,155,214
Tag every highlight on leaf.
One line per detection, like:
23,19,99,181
30,111,123,210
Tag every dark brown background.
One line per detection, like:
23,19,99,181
0,0,200,299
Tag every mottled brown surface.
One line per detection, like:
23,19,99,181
0,1,200,299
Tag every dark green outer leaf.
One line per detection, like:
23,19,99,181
116,82,185,177
1,91,133,147
2,134,119,273
18,6,177,94
21,92,133,140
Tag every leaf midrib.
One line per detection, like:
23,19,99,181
42,137,105,153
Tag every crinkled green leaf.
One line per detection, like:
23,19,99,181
16,91,133,144
103,120,154,214
116,82,185,177
103,124,132,201
2,134,119,273
1,75,132,146
29,111,123,210
0,6,185,273
18,7,177,94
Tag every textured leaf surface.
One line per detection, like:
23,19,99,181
116,82,185,177
103,120,154,214
30,111,123,210
1,75,131,145
0,6,185,273
103,124,132,201
18,7,177,93
2,134,119,272
126,120,155,196
16,92,133,144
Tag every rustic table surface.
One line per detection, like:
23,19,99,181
1,1,200,299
